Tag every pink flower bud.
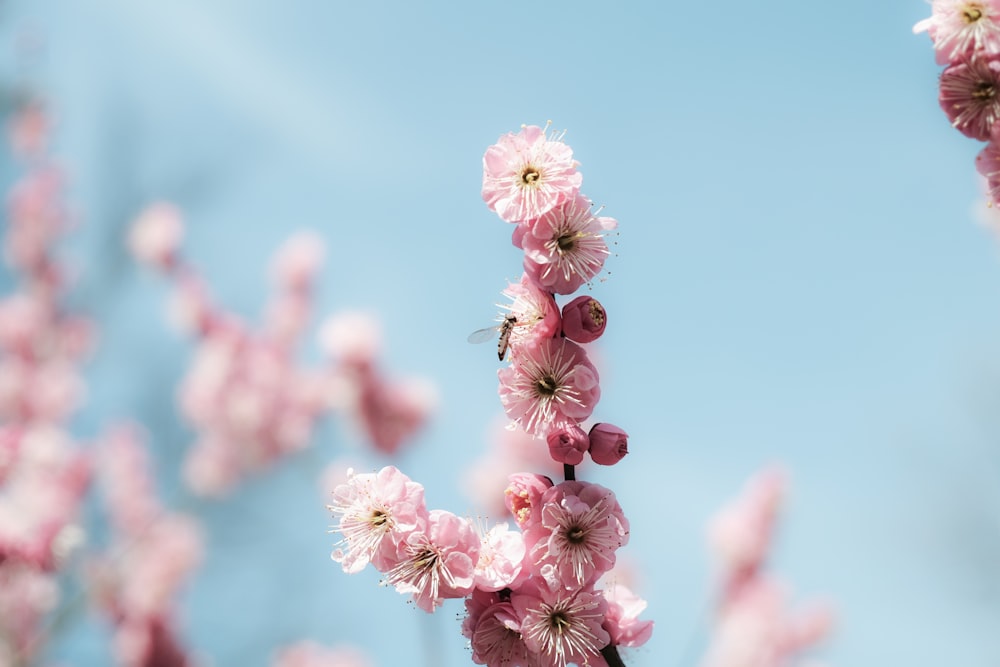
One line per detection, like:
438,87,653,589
503,472,553,528
560,296,606,343
546,423,589,465
588,423,628,465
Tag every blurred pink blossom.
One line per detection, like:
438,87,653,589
701,577,834,667
272,641,374,667
128,202,184,271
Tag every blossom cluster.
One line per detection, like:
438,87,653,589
0,96,381,665
330,124,651,667
329,465,649,667
88,425,203,667
482,124,626,468
0,99,93,665
913,1,1000,202
700,468,834,667
129,207,435,496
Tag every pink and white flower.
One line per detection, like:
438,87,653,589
914,0,1000,65
482,124,582,224
383,509,479,612
498,338,601,437
466,599,533,667
523,481,629,588
328,466,427,574
511,577,610,667
521,194,617,295
600,582,654,649
501,274,561,352
504,472,555,529
473,522,527,592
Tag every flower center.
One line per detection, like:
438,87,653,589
370,509,388,527
556,234,576,251
974,80,996,101
566,525,587,544
536,375,558,396
414,548,438,570
549,610,572,632
964,4,984,22
519,165,542,186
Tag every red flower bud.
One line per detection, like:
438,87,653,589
546,423,589,465
588,423,628,465
560,296,606,344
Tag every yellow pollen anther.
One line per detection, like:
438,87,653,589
520,165,541,186
974,82,996,100
964,5,984,22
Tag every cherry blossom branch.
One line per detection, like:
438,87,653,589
328,123,652,667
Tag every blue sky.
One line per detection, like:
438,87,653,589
3,1,1000,665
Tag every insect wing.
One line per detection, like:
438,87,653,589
467,325,500,344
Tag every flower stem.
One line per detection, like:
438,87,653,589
563,463,576,481
600,644,627,667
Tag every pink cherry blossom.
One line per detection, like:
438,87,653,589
523,481,629,588
467,599,534,667
914,0,1000,65
500,274,562,353
383,509,479,612
504,472,555,528
521,193,617,295
939,56,1000,140
328,466,427,574
482,124,582,223
473,522,527,592
588,423,628,466
600,582,654,649
498,338,601,437
511,577,610,667
561,295,607,344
